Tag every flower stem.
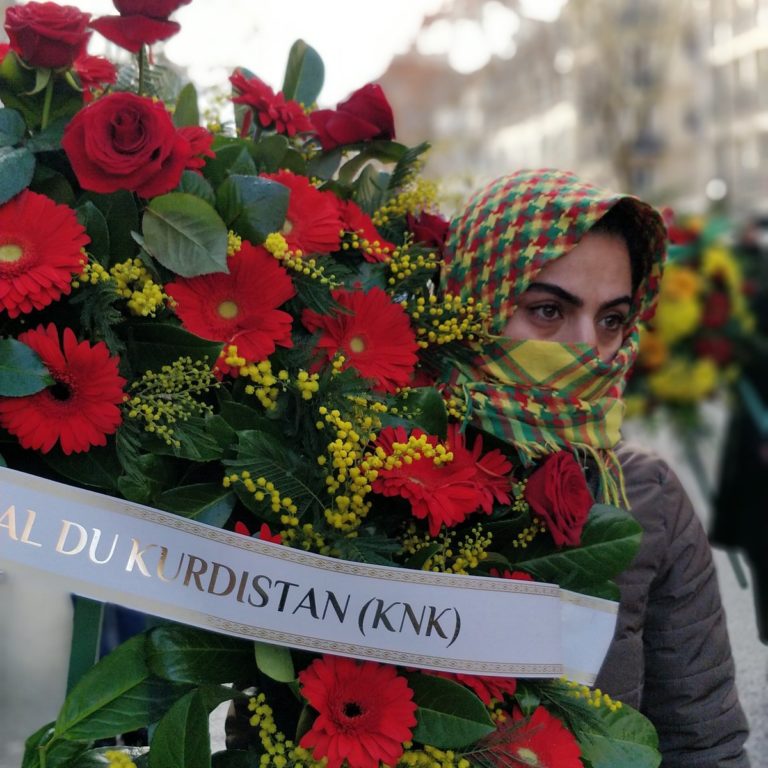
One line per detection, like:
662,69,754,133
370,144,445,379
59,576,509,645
41,75,54,131
138,45,147,95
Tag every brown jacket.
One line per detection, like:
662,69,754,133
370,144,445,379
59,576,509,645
595,442,750,767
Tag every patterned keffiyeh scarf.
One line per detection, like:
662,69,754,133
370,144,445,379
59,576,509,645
441,169,667,506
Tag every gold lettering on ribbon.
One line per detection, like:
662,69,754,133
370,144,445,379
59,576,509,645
56,520,88,555
0,505,43,547
125,539,156,577
88,528,119,565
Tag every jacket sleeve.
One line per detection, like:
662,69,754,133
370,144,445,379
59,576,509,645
641,463,750,767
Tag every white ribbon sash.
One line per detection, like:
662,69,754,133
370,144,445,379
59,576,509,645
0,467,617,683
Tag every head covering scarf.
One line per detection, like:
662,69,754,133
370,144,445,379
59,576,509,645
441,169,667,506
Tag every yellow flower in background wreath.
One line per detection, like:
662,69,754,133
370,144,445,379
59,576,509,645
701,244,753,328
653,296,702,344
623,393,649,420
637,327,668,370
660,265,700,301
647,357,719,403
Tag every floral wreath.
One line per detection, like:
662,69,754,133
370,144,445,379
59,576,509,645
0,3,662,768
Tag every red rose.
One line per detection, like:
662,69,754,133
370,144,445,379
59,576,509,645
310,83,395,150
62,91,192,197
90,14,180,52
113,0,191,18
407,211,450,249
5,2,91,69
524,451,592,548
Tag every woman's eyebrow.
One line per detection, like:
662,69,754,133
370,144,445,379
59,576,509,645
525,282,632,311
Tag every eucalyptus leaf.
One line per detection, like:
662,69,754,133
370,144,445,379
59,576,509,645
143,192,229,277
282,39,324,106
148,625,256,684
254,641,295,682
148,690,210,768
216,174,289,244
0,107,25,145
0,338,52,396
408,674,495,749
0,145,35,205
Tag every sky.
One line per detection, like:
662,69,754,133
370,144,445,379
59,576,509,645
70,0,567,105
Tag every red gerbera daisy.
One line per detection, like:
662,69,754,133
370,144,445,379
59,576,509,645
234,521,282,545
165,240,295,368
72,53,117,102
302,287,418,393
492,706,583,768
371,424,513,536
263,169,342,255
298,655,417,768
0,190,90,318
427,671,517,706
0,324,125,455
230,70,314,137
338,199,394,263
178,125,215,172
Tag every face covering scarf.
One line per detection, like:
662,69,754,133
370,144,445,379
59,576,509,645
441,169,667,507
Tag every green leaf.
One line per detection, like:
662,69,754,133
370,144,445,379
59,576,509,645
250,134,290,173
338,141,407,185
21,723,90,768
25,115,68,152
307,147,342,180
0,107,25,145
292,270,342,314
143,192,228,277
408,674,495,749
225,430,324,513
148,689,210,768
76,201,110,261
254,642,295,682
282,39,324,106
55,634,151,740
42,443,122,491
126,322,222,372
578,705,661,768
156,415,225,462
173,82,200,127
0,338,52,396
398,387,448,439
81,190,140,265
216,174,289,244
148,625,256,684
26,66,52,95
178,169,216,206
156,483,236,527
512,504,642,597
0,145,34,204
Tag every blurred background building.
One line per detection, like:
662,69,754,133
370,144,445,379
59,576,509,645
379,0,768,221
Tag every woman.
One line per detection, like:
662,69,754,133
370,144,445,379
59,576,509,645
442,169,750,767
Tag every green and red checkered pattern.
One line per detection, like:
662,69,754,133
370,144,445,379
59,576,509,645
442,169,666,335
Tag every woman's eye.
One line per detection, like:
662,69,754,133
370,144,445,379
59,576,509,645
530,304,561,321
600,313,627,331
